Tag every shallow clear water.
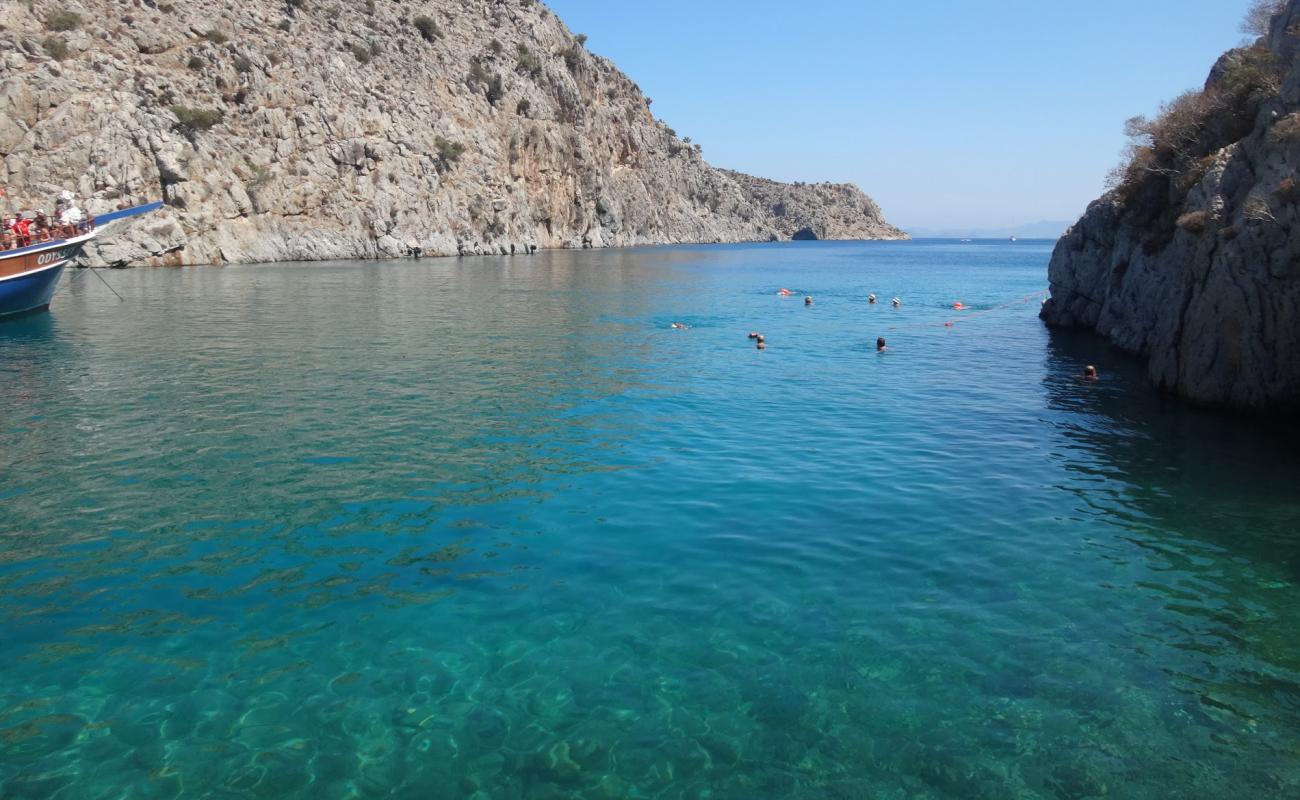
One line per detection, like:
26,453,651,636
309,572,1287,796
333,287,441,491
2,240,1299,799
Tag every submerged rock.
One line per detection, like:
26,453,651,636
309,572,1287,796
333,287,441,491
1041,0,1300,409
0,0,904,267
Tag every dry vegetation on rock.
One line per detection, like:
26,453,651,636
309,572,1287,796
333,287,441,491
1043,0,1300,409
0,0,903,267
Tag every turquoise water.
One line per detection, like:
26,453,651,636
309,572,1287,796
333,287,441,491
2,240,1299,799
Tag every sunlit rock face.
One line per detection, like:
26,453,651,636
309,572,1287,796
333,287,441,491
0,0,904,267
1042,0,1300,410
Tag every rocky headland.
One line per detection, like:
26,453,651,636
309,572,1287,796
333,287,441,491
0,0,905,268
1042,0,1300,409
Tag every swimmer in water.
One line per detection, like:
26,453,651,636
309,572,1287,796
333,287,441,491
671,322,689,330
891,297,901,308
1082,365,1098,382
748,332,759,339
756,334,766,350
868,294,877,304
805,296,813,306
877,337,887,352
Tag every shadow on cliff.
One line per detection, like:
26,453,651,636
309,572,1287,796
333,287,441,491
1042,327,1300,579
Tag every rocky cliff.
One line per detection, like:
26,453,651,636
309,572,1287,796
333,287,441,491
720,169,898,242
0,0,904,267
1042,0,1300,409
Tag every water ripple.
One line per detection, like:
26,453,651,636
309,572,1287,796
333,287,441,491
1,242,1299,798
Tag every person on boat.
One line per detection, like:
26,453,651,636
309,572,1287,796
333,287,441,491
877,337,888,352
12,214,32,247
1,216,14,250
59,197,86,235
33,210,52,243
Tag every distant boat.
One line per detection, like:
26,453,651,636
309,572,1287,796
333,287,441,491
0,202,162,319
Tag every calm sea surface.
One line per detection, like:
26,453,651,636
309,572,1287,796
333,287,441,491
1,240,1298,799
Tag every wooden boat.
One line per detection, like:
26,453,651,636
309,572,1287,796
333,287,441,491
0,202,162,319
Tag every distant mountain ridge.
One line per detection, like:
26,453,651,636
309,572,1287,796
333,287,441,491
907,220,1071,240
0,0,904,267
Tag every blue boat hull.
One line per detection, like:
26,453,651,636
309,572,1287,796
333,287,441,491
0,206,161,319
0,264,67,318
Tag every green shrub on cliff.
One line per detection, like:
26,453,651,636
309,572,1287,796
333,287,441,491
486,73,504,106
1220,46,1282,95
42,35,68,61
170,105,224,134
45,11,81,31
516,44,542,77
561,44,581,73
413,16,442,42
467,57,489,86
434,137,465,167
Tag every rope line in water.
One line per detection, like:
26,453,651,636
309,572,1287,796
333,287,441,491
885,289,1049,333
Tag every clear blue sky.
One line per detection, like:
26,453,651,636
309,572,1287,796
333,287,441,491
544,0,1257,231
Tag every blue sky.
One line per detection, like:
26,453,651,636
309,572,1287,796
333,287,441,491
544,0,1258,231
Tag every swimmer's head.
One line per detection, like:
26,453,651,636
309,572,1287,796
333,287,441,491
891,298,901,307
1084,365,1098,379
756,341,766,350
877,337,887,351
748,332,759,339
805,296,813,305
868,294,877,303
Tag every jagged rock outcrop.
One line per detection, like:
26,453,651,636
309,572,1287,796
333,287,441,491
0,0,904,267
1042,0,1300,409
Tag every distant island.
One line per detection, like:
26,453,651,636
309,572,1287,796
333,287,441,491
0,0,904,268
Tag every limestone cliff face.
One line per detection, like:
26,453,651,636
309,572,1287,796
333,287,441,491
1042,1,1300,409
719,170,900,242
0,0,904,267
